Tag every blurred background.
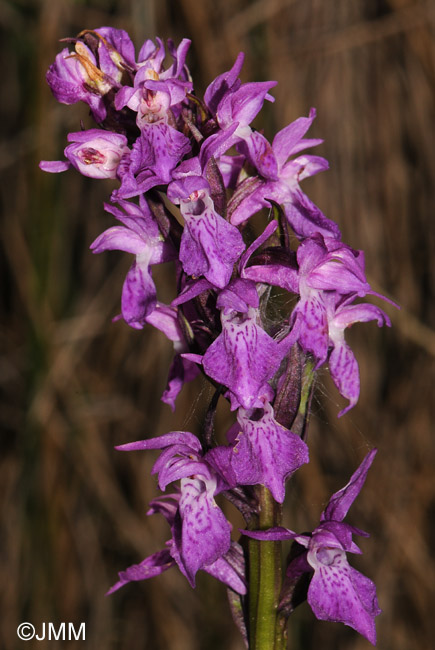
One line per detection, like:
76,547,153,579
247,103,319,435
1,0,434,648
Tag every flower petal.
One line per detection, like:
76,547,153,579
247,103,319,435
284,189,341,240
39,160,71,173
115,431,201,453
106,549,174,594
272,108,318,167
328,340,360,417
121,256,157,325
231,402,309,502
203,309,284,409
90,226,147,255
203,542,247,594
178,477,232,584
321,449,377,523
180,197,245,289
307,548,380,645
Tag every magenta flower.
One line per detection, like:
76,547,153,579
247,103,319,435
90,197,176,327
107,493,246,595
45,30,187,125
183,279,287,409
243,231,392,415
115,432,233,585
291,234,371,361
289,234,392,414
168,163,245,289
204,52,277,150
229,398,309,502
115,69,192,130
46,41,118,122
39,129,129,179
108,37,192,199
113,123,191,200
242,449,381,644
229,109,339,239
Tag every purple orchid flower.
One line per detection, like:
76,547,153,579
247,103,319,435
167,158,245,289
115,69,192,129
203,52,278,176
46,40,119,122
228,397,309,503
39,129,129,179
90,197,176,327
229,109,339,240
135,37,191,81
203,53,275,152
45,28,160,123
216,78,276,140
245,231,392,415
107,493,246,595
242,449,381,644
290,234,392,414
183,279,288,410
115,432,233,585
113,37,192,143
327,300,391,416
292,234,374,362
112,122,191,201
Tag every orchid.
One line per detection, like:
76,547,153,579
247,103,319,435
45,44,115,122
242,449,381,644
107,494,246,595
204,52,277,153
39,129,129,178
290,234,392,414
90,197,176,327
184,279,288,410
40,27,395,649
229,397,309,503
115,432,233,584
168,170,245,289
229,109,340,240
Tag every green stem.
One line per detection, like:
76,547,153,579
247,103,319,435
248,532,260,647
249,486,282,650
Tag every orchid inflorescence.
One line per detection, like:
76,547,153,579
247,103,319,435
40,27,392,647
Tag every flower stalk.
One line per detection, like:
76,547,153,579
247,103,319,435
251,486,283,650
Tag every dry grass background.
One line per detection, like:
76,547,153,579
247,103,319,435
1,0,434,649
